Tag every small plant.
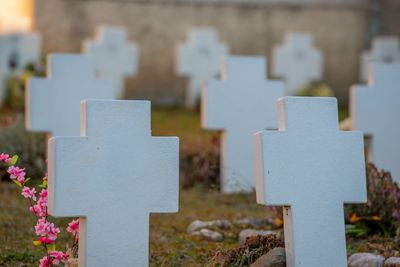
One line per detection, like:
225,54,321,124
0,116,46,180
346,163,400,236
266,163,400,237
1,152,79,267
296,82,335,97
6,62,46,111
209,234,284,267
180,134,220,190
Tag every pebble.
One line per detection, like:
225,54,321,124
187,219,232,233
190,228,224,242
250,247,286,267
385,257,400,267
348,253,385,267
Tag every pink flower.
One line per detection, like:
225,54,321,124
35,218,60,242
39,251,68,266
38,237,55,245
21,187,36,201
30,189,49,216
29,195,47,217
39,256,51,267
29,202,47,217
48,251,67,265
39,189,48,199
7,166,26,183
46,222,60,241
0,153,11,164
66,219,79,236
35,218,49,236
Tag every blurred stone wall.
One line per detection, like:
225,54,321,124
33,0,400,105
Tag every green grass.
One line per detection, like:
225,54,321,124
151,107,216,154
150,187,268,267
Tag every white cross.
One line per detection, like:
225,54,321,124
0,32,41,104
202,56,284,193
83,26,139,99
351,63,400,182
177,28,229,108
26,54,116,137
48,100,179,266
255,96,366,267
272,32,323,95
361,36,400,82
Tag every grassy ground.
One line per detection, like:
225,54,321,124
0,107,398,266
151,107,216,154
0,180,268,266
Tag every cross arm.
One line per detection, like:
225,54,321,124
272,46,287,77
350,84,374,133
201,80,228,130
336,131,367,204
254,130,292,206
309,50,323,79
47,136,91,217
176,44,192,76
25,78,55,133
124,45,139,76
148,136,179,213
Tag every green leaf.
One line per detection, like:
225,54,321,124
23,177,31,185
47,244,56,252
42,180,48,188
9,155,18,166
12,180,22,187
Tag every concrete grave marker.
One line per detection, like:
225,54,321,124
202,56,284,193
0,32,41,104
272,32,323,95
48,100,179,266
26,54,116,137
351,63,400,182
83,26,139,98
255,97,366,267
177,28,229,108
361,36,400,82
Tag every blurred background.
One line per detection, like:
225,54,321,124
1,0,399,105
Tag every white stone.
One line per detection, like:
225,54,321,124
250,248,286,267
385,257,400,267
361,36,400,82
177,28,229,108
47,100,179,266
83,26,139,98
202,56,284,193
350,63,400,182
26,54,116,137
0,32,41,104
187,219,232,233
190,229,224,242
348,253,385,267
272,32,323,95
254,96,367,267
